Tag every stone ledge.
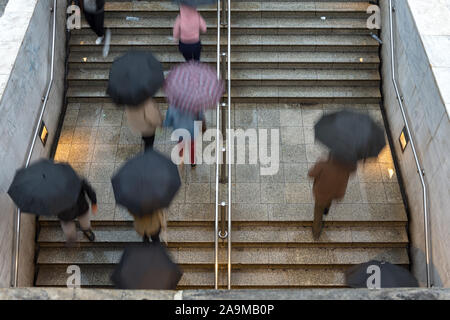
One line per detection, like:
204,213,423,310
0,0,38,101
0,288,449,300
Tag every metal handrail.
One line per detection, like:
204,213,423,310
214,0,232,290
10,0,57,287
214,0,221,290
226,0,232,290
388,0,432,287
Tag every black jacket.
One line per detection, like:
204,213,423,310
57,179,97,222
79,0,105,14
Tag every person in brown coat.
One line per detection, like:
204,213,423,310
308,155,357,240
125,98,163,151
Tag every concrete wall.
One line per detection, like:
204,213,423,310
0,0,67,287
380,0,450,287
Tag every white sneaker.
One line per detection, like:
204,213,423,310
95,36,104,45
102,29,111,57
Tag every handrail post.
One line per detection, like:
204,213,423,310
218,202,228,240
388,0,432,287
10,0,57,288
220,145,227,183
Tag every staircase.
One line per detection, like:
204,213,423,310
35,0,409,289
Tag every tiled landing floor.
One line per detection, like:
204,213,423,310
53,102,407,223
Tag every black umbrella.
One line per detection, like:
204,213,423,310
111,243,183,289
107,51,164,106
111,150,181,216
172,0,216,7
314,110,386,164
345,260,419,288
7,159,82,216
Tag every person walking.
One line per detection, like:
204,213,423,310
57,179,97,245
125,97,163,151
130,209,166,243
164,105,205,167
308,155,356,240
173,4,207,61
80,0,111,57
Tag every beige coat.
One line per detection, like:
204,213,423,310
131,210,167,243
125,98,163,137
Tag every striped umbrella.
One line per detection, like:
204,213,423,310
163,61,225,113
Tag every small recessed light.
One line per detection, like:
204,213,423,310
39,121,48,146
399,127,409,152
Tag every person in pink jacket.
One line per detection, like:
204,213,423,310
173,4,207,61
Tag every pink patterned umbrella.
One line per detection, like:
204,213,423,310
163,61,225,113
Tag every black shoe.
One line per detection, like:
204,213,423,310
151,236,161,243
143,235,150,243
323,207,330,215
191,164,196,168
82,229,95,242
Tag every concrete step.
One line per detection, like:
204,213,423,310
230,86,381,103
35,264,355,288
36,246,409,266
68,68,380,87
66,85,381,103
39,203,408,225
68,51,379,68
69,34,379,52
103,1,373,18
35,265,215,288
73,17,373,35
37,225,409,247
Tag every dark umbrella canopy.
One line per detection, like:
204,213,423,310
107,51,164,106
314,110,386,164
172,0,216,7
111,150,181,216
7,159,82,216
345,260,419,288
111,243,183,290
